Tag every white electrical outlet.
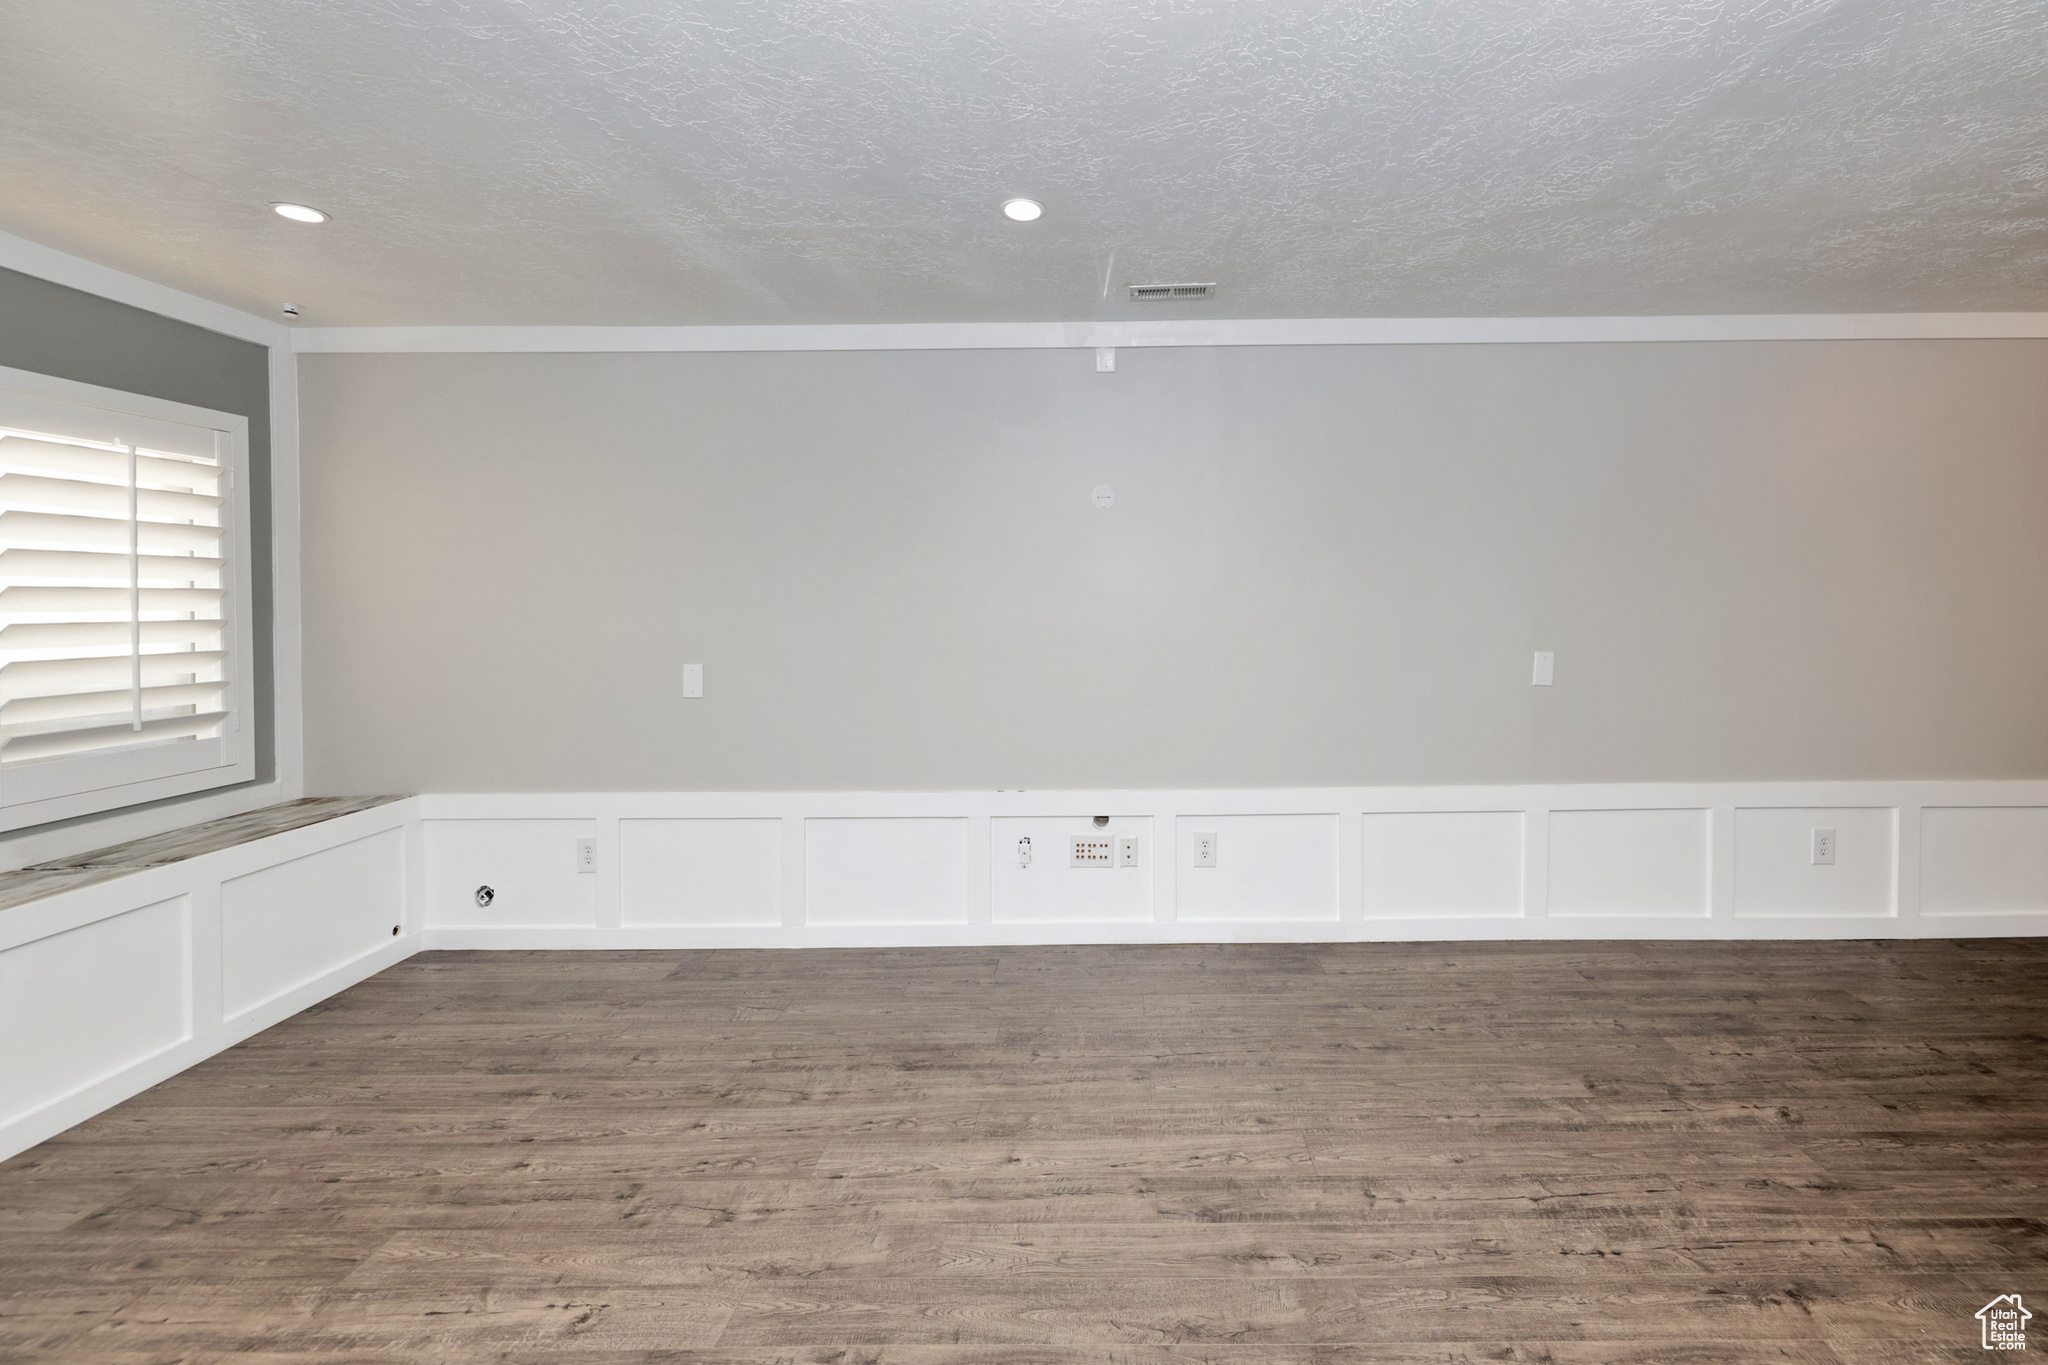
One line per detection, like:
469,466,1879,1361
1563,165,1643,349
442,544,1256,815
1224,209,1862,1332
1193,832,1218,868
683,663,704,698
575,837,597,873
1811,827,1836,866
1071,835,1113,868
1532,651,1555,686
1116,835,1141,867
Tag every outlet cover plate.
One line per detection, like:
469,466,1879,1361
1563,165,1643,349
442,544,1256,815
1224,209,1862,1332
1811,827,1837,865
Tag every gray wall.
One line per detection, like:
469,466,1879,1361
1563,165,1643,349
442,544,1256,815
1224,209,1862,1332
300,341,2048,794
0,266,276,807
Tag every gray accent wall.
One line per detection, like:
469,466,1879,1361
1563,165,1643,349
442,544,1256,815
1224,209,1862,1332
0,265,275,792
299,341,2048,793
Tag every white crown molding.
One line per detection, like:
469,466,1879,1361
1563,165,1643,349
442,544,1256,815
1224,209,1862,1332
292,312,2048,355
0,232,2039,355
0,229,289,349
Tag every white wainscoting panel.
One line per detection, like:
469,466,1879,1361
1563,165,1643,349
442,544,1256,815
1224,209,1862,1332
1175,814,1340,922
621,818,783,926
1921,806,2048,915
807,817,968,925
12,783,2048,1163
0,896,188,1127
991,816,1153,923
1734,807,1895,917
1549,808,1710,918
415,785,2048,946
1363,811,1523,918
425,818,598,927
221,827,407,1020
0,798,420,1164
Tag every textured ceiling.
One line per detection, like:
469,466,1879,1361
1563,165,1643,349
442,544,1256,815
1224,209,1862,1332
1,0,2044,326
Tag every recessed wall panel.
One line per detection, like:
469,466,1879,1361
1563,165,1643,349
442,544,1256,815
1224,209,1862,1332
0,896,188,1126
622,818,782,926
1734,807,1894,917
222,829,404,1020
1363,811,1523,918
1922,807,2048,915
1176,814,1339,922
1548,808,1709,918
992,816,1153,923
806,817,967,925
425,819,597,927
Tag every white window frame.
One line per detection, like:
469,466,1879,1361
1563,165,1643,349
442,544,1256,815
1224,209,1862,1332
0,362,256,832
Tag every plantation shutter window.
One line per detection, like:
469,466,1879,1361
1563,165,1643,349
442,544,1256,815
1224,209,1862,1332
0,366,255,831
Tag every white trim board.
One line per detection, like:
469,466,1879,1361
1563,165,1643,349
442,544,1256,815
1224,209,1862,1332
0,229,288,350
293,313,2048,354
267,329,305,808
4,224,2044,354
1,226,2041,352
420,780,2048,949
426,914,2048,950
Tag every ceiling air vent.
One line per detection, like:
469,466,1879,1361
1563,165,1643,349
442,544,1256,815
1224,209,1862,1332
1128,282,1216,302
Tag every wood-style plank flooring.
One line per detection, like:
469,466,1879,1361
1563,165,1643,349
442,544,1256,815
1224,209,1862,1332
4,940,2047,1362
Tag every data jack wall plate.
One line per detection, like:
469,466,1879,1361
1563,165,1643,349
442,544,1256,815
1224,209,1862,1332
1070,834,1114,867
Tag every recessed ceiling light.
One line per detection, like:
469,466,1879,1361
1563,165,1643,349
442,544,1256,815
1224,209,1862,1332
271,202,327,224
1001,198,1043,222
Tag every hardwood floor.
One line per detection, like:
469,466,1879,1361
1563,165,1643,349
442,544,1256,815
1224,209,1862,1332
3,939,2046,1362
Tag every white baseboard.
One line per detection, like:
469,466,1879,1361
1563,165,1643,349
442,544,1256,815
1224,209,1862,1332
422,912,2048,952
